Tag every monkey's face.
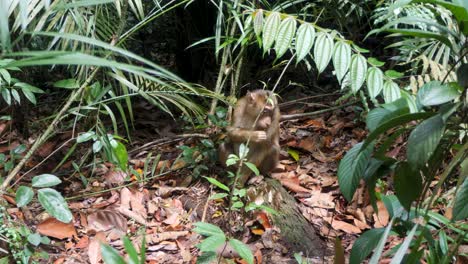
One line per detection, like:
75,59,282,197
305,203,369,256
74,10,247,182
247,90,275,117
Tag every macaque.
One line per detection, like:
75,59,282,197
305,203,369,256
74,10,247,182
219,90,280,186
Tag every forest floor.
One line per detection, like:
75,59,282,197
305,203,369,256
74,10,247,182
1,93,404,263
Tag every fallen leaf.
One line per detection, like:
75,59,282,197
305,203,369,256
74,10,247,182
88,232,106,264
331,220,361,234
303,192,335,209
298,137,316,152
87,210,127,233
75,235,90,249
37,218,77,240
373,201,390,228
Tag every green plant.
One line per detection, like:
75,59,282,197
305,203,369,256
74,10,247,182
0,144,26,176
101,235,146,264
0,206,50,263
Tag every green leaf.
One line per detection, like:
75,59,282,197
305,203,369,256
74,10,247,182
332,41,351,84
367,57,385,67
407,114,445,168
0,69,11,84
417,81,461,107
338,142,374,202
366,98,410,132
313,32,333,74
350,54,367,93
13,144,27,154
16,186,34,207
2,89,11,105
32,174,62,188
123,236,139,264
394,162,422,211
400,90,419,113
274,17,296,59
53,78,79,89
453,177,468,221
231,201,244,209
197,251,217,264
197,235,226,252
287,148,299,161
27,233,42,246
203,176,230,192
193,222,225,237
209,192,228,200
114,142,128,170
21,88,37,104
101,244,126,264
11,89,20,104
382,195,406,219
384,70,404,79
37,188,73,223
295,23,315,64
262,12,281,52
350,228,385,264
366,67,384,99
383,80,401,103
93,141,103,153
253,10,264,38
229,239,254,264
245,162,259,176
76,131,95,143
390,224,418,264
369,218,394,264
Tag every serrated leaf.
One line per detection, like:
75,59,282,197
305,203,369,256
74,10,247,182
394,162,422,211
407,114,445,168
350,54,367,93
313,32,333,74
453,177,468,221
32,174,62,188
37,188,73,223
417,81,461,107
193,222,225,237
253,10,264,37
295,23,315,63
229,239,254,264
332,41,351,84
338,142,374,202
245,162,259,176
262,12,281,52
203,176,230,192
383,80,401,103
16,186,34,207
274,17,296,59
350,228,385,264
366,67,384,98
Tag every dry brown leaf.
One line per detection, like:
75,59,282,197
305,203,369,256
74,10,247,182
280,178,311,193
332,220,361,234
373,201,390,228
130,190,147,218
88,232,106,264
303,192,335,209
75,235,90,249
53,257,65,264
353,218,370,230
87,210,127,233
104,170,127,186
37,141,57,158
37,218,77,240
298,137,316,152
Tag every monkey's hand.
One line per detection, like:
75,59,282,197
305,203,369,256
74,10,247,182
251,131,267,142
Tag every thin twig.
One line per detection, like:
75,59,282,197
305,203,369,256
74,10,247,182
128,133,209,155
280,100,358,121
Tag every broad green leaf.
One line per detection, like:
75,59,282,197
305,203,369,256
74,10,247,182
76,131,95,143
295,23,315,64
93,140,103,153
366,67,384,98
245,162,259,176
0,69,11,84
366,98,410,132
390,224,418,264
332,41,351,84
350,228,385,264
231,201,244,209
384,70,404,79
27,233,42,246
197,235,226,252
209,192,228,200
383,80,401,103
16,186,34,207
11,89,20,103
114,142,128,170
338,142,374,201
229,239,254,264
407,114,445,168
32,174,62,188
313,32,333,74
123,236,139,264
253,10,264,37
417,81,461,106
53,78,79,89
21,88,37,104
197,251,217,264
101,244,126,264
394,162,422,211
203,176,230,192
453,177,468,221
350,54,367,93
0,0,11,51
37,188,73,223
274,17,296,59
367,57,385,67
193,222,225,237
1,89,11,105
262,12,281,52
400,90,418,113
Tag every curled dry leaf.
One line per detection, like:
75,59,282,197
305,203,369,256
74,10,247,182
331,220,361,234
373,201,390,228
87,210,127,234
37,217,77,240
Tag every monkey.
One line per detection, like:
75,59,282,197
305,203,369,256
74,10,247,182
219,89,280,187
